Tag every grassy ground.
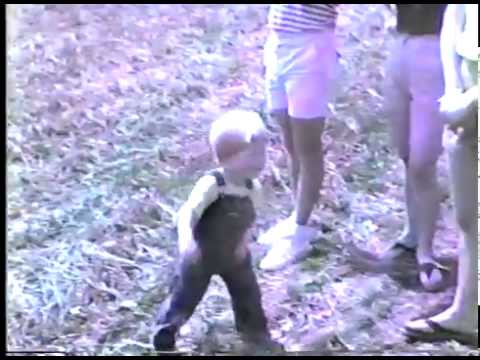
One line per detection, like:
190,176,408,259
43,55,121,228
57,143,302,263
7,4,478,356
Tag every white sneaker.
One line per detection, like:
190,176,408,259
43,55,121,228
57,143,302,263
259,224,316,271
257,214,296,246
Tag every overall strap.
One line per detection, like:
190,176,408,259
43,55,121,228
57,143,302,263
210,170,254,190
210,170,226,187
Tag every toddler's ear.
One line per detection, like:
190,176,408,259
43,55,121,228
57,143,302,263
251,131,268,144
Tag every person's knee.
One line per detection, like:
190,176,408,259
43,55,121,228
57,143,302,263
408,169,438,193
269,109,289,126
292,121,324,158
456,213,475,235
455,205,477,233
233,242,250,265
385,108,410,161
297,141,323,172
270,109,295,154
448,145,476,232
295,136,324,189
407,155,439,189
299,153,324,183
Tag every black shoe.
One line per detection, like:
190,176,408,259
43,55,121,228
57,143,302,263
153,327,176,352
240,332,284,354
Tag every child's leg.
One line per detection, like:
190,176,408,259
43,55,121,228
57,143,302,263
220,252,269,342
153,255,211,351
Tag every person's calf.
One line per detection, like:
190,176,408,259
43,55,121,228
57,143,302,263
271,110,299,195
407,164,444,291
295,152,324,225
407,163,440,260
291,118,325,225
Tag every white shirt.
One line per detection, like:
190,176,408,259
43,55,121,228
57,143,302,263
455,4,478,61
176,171,262,253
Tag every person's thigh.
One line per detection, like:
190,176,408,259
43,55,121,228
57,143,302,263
285,73,334,120
264,32,288,115
408,36,445,170
408,98,444,170
383,38,411,162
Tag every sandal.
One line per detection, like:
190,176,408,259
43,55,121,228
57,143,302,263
405,319,478,346
378,242,416,260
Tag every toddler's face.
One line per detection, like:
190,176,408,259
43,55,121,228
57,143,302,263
223,133,267,178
